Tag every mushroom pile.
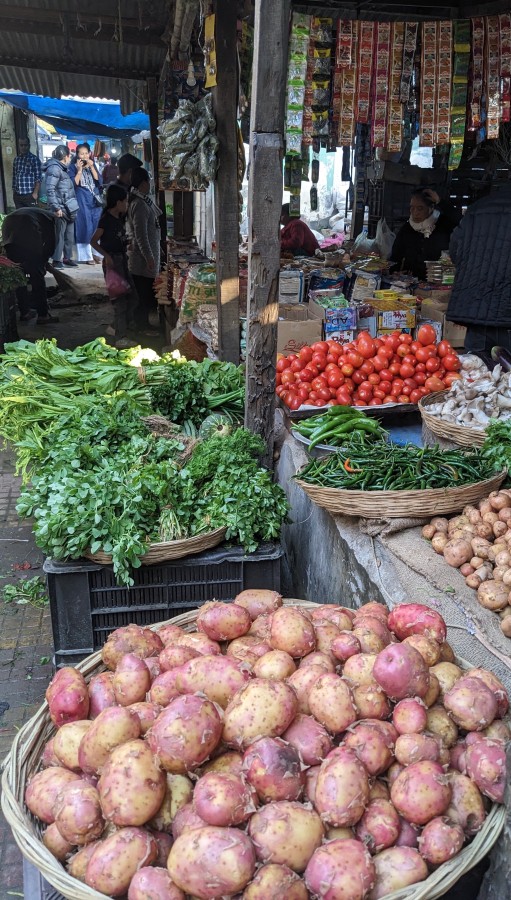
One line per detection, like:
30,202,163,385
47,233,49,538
425,356,511,429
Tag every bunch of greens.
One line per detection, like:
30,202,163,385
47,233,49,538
0,257,27,293
150,358,245,427
482,420,511,476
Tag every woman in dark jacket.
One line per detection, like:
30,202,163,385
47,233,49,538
390,188,461,280
43,144,78,268
69,144,103,265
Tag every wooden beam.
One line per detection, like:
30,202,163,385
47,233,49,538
245,0,290,465
212,0,240,365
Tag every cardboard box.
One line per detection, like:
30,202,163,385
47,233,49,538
313,306,358,330
278,306,322,355
369,298,417,331
358,316,377,338
323,328,356,344
418,298,466,348
278,303,309,322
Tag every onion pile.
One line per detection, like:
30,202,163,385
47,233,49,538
423,489,511,637
24,594,508,900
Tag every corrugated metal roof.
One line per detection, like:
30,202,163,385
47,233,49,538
0,1,172,114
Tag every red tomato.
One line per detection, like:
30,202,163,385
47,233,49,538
312,377,327,392
399,363,415,379
314,399,325,407
378,346,394,360
357,332,376,359
391,379,404,396
425,375,445,393
344,378,355,394
401,384,413,396
410,389,422,404
341,363,354,377
369,397,383,406
276,384,286,396
308,391,318,401
358,389,373,403
373,389,386,400
414,372,427,386
359,360,375,376
368,373,380,385
418,386,429,397
276,358,290,372
415,362,426,372
383,395,395,404
312,353,327,370
327,341,343,356
336,390,352,406
397,394,410,403
379,369,392,382
372,355,387,373
276,373,282,386
387,335,401,351
297,386,310,402
379,381,392,396
443,372,462,387
299,368,314,383
299,346,313,363
346,351,364,369
311,341,329,354
443,354,461,372
352,371,365,385
290,359,304,373
281,370,295,385
396,344,409,358
327,372,344,389
325,363,341,374
287,354,297,362
326,353,340,365
374,338,384,349
425,344,438,356
280,391,290,405
410,341,422,355
354,399,368,407
329,388,338,398
417,324,437,346
318,387,331,401
398,333,413,344
425,357,441,373
401,354,416,367
415,346,433,363
437,340,453,359
403,378,417,390
358,380,373,393
389,362,401,376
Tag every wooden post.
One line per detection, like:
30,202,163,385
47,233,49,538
212,0,240,364
147,77,167,261
245,0,290,465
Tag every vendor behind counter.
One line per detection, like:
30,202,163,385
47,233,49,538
390,188,461,281
280,204,320,257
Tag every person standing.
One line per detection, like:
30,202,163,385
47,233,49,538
2,207,59,323
101,154,119,185
91,185,138,349
43,145,79,269
12,137,42,209
447,180,511,355
69,144,103,265
127,167,161,334
116,153,143,188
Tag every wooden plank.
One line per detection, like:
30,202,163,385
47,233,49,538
147,78,167,263
212,0,240,365
245,0,290,465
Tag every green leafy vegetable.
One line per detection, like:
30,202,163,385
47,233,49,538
482,420,511,477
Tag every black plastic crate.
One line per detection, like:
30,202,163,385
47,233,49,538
44,543,282,666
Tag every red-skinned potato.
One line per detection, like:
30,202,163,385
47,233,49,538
243,736,304,802
390,760,452,825
355,799,400,853
197,600,252,641
466,668,509,717
54,782,105,845
314,746,370,827
357,601,389,623
171,802,208,840
128,867,184,900
392,698,428,735
331,631,361,663
41,737,60,768
305,839,375,900
373,643,430,700
25,768,83,824
248,614,272,639
149,773,194,832
148,695,223,773
78,706,141,774
53,720,92,771
226,635,271,666
157,623,184,646
403,634,441,666
312,607,354,631
395,817,420,849
42,822,75,861
128,701,161,735
234,589,282,619
418,816,464,865
370,846,428,898
176,653,252,708
99,739,166,825
443,676,498,731
270,607,316,657
445,771,486,836
148,669,182,707
168,826,256,899
176,632,221,656
253,649,296,680
46,667,90,727
430,662,462,699
283,714,333,765
352,683,391,720
159,644,199,672
313,622,341,656
395,733,442,766
387,603,447,644
342,653,377,686
66,842,99,882
202,751,244,777
151,830,174,867
286,665,326,715
426,705,459,747
304,766,320,805
249,800,324,871
112,653,151,706
85,827,158,897
222,678,298,749
101,624,163,670
88,672,116,718
308,673,357,734
194,771,256,826
298,650,335,672
465,738,507,802
242,863,308,899
369,781,390,802
344,723,394,776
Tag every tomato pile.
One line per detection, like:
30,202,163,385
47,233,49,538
276,324,462,411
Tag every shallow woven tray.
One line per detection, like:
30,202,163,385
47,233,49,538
84,527,227,566
1,602,505,900
295,470,506,518
419,391,486,449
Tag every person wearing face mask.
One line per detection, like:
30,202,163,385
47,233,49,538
69,143,103,265
127,167,161,334
43,144,79,268
390,188,461,280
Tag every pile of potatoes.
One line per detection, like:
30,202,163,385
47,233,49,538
22,594,509,900
423,489,511,636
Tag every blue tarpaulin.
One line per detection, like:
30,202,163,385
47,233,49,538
0,91,149,138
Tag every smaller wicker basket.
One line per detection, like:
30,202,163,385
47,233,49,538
419,391,486,448
295,470,506,518
84,527,227,566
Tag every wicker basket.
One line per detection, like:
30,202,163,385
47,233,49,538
84,527,227,566
419,391,486,449
295,470,506,518
1,602,505,900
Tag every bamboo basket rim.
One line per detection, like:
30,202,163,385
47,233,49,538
84,526,227,566
295,470,506,518
1,602,505,900
419,391,486,448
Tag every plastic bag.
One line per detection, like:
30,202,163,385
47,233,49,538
105,268,130,300
375,218,396,260
353,230,378,255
